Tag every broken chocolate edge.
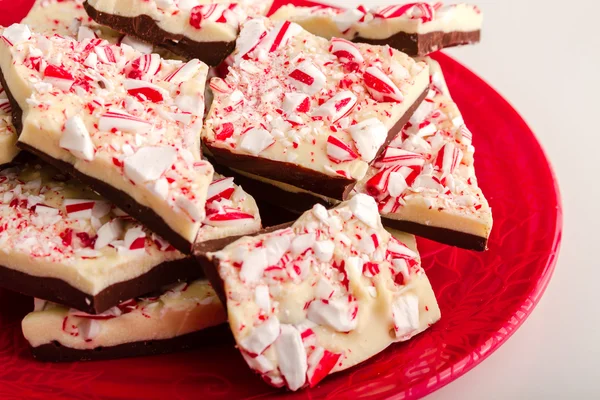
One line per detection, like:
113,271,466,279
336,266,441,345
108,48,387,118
83,1,236,66
356,30,481,57
193,223,293,304
0,257,202,314
205,86,429,200
30,324,233,362
203,163,488,251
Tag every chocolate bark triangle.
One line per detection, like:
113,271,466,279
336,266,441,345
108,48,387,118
83,0,274,66
23,279,228,361
270,3,483,57
203,18,430,201
0,160,261,314
0,25,214,253
194,194,440,391
354,57,493,250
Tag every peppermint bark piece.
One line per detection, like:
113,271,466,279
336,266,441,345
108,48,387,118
270,3,482,57
0,163,260,313
199,195,440,391
0,27,213,253
203,19,430,200
23,279,227,361
83,0,274,66
0,85,18,165
354,58,492,250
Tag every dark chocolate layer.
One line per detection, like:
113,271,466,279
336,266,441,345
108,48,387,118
0,67,194,254
31,324,232,362
83,2,235,66
0,257,202,315
380,217,487,251
202,165,489,251
356,30,481,57
206,87,429,200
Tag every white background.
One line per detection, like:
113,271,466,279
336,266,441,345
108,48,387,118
321,0,599,398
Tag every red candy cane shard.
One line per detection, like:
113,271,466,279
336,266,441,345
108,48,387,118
374,3,434,22
257,21,302,54
374,148,425,168
312,91,357,123
207,177,235,202
288,60,326,95
43,65,74,91
327,135,359,163
98,111,151,133
329,37,364,64
124,79,165,103
125,53,160,80
364,66,404,103
434,142,463,177
306,348,342,387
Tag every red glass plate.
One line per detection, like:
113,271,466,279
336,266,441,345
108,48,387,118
0,1,562,399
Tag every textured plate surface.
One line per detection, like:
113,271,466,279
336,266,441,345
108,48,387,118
0,0,561,399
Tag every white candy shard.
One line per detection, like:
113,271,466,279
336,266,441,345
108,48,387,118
290,233,315,256
78,318,101,341
60,116,95,161
235,19,267,63
307,297,357,333
274,324,307,391
392,294,420,339
124,146,177,184
240,247,269,283
348,118,387,162
313,240,335,262
2,24,31,45
239,316,281,355
254,285,271,311
265,234,292,266
240,128,274,155
121,35,153,54
94,219,124,250
256,21,302,55
282,92,310,115
348,194,379,229
164,59,202,84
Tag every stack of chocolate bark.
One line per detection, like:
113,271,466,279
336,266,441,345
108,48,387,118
0,0,490,392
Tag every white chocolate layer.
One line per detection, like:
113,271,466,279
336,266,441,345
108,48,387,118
207,195,440,390
270,3,483,41
23,279,226,350
22,0,122,42
203,19,429,187
0,27,213,245
86,0,273,44
0,163,260,296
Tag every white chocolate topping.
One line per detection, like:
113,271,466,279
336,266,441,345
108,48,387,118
22,0,122,42
207,194,440,390
203,19,429,186
0,26,214,245
354,57,492,239
22,279,226,350
86,0,274,44
0,84,18,165
270,3,483,41
0,163,260,296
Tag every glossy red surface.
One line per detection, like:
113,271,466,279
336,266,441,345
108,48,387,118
0,1,562,399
